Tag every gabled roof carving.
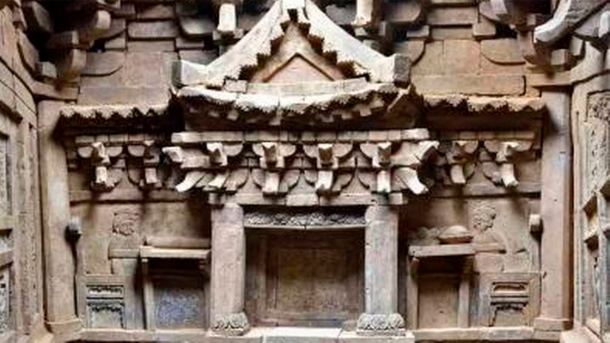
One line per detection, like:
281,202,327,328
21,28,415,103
174,0,409,89
172,0,414,129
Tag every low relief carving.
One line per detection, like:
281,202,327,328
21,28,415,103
87,285,124,298
478,273,540,327
211,312,249,335
586,92,610,192
357,313,405,335
303,143,355,195
252,142,297,195
88,301,124,329
70,134,167,192
471,203,506,252
164,130,439,201
432,132,539,189
108,211,142,252
244,208,366,228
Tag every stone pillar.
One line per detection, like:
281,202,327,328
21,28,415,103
357,205,405,335
534,91,572,332
210,203,249,335
38,101,81,334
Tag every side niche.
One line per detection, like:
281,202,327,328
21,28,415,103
404,197,541,330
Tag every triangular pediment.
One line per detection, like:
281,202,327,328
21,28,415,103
250,24,346,83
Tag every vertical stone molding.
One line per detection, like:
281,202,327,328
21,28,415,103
38,101,81,335
535,91,572,332
358,205,405,336
210,203,249,336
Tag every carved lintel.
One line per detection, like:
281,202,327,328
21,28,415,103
447,141,479,163
253,142,296,169
414,141,439,162
496,141,520,162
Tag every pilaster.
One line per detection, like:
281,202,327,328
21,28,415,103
535,90,573,332
358,205,405,336
210,203,249,336
37,100,81,335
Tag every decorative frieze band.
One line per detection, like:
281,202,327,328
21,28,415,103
163,129,439,197
64,129,540,202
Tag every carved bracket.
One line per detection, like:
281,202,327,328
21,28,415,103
482,140,534,188
303,143,354,195
163,142,247,193
252,142,297,195
69,134,167,192
76,141,123,191
126,141,163,190
360,140,439,195
431,131,540,189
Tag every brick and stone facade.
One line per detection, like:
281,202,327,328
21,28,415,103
0,0,607,342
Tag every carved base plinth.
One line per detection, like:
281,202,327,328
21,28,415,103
356,313,406,336
212,312,250,336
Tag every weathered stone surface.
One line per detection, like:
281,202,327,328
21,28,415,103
412,75,525,95
127,21,179,40
427,7,477,26
481,38,525,64
82,51,125,76
443,40,480,74
2,1,606,342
